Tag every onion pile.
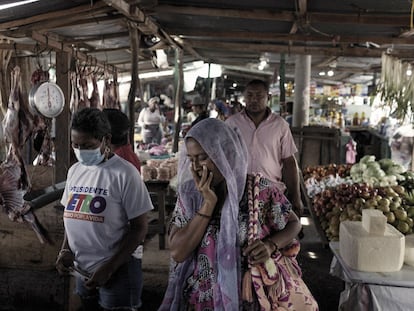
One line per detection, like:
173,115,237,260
303,163,351,181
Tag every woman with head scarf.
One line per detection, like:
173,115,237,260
159,118,318,310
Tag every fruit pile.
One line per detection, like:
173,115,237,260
303,159,414,241
302,163,352,181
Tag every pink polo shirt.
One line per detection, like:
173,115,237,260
226,109,297,192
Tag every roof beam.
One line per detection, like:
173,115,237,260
8,14,123,41
186,39,414,58
171,30,414,45
103,0,186,51
103,0,156,34
103,0,195,59
65,32,130,44
154,5,410,26
0,2,109,31
30,31,119,72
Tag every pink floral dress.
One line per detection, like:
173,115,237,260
240,174,319,311
166,175,318,311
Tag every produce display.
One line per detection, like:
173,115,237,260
303,156,414,241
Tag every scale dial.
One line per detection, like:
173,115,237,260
30,82,65,118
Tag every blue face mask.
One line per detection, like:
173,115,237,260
73,146,105,166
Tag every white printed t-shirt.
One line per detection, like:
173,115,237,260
60,154,153,273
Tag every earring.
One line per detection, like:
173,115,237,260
104,146,111,159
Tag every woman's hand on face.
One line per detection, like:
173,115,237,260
191,165,217,206
243,239,273,265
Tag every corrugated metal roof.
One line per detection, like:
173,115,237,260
0,0,413,85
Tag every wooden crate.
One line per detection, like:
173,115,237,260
291,126,342,170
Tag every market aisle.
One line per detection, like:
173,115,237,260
297,213,344,311
140,212,344,311
141,221,170,311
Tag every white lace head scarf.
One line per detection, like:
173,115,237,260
162,118,248,310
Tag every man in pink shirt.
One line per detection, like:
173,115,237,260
226,79,304,217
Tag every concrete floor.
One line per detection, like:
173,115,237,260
140,212,344,311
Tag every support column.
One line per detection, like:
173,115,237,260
293,55,311,127
172,48,183,153
127,21,140,147
279,53,286,105
55,51,70,183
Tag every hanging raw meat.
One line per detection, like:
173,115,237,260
29,67,54,166
102,76,112,108
69,71,79,113
0,66,49,244
113,70,121,108
0,154,50,244
2,66,33,189
2,66,20,151
77,70,90,109
32,117,54,167
102,72,120,109
30,67,49,85
89,73,101,109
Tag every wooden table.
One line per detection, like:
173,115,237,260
145,180,170,250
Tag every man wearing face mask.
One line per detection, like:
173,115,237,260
56,108,154,311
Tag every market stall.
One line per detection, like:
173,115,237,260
139,153,179,249
302,155,414,310
303,156,414,242
329,242,414,311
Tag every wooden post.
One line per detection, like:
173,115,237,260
279,53,286,104
172,48,183,153
55,51,71,183
127,21,141,148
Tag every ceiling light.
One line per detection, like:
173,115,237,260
327,70,334,76
407,69,412,76
139,69,173,79
319,71,326,76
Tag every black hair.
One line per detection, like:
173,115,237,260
286,101,293,114
102,108,130,145
245,79,269,92
71,108,111,140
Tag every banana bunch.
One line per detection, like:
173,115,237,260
404,189,414,205
400,171,414,206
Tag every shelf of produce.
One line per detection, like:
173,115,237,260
301,157,414,251
300,172,330,247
